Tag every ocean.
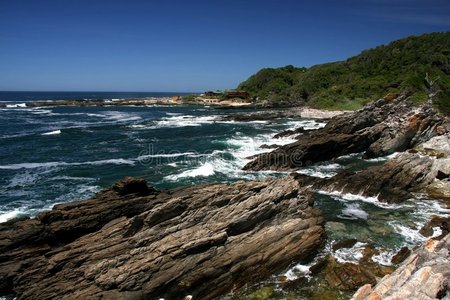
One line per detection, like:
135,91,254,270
0,91,192,103
0,92,448,298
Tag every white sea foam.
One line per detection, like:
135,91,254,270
388,221,426,245
0,209,26,223
161,130,297,184
338,203,369,220
336,152,363,160
86,158,135,166
333,242,367,263
138,152,197,159
431,226,443,238
318,190,400,209
372,249,397,266
165,162,215,180
0,158,135,170
224,132,296,162
5,103,27,108
42,129,61,135
297,163,342,178
30,109,53,115
155,115,218,128
101,111,142,122
286,119,326,130
7,171,39,188
364,152,400,162
283,262,312,281
86,113,106,118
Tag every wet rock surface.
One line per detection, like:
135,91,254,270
0,175,324,300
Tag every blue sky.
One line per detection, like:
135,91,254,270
0,0,449,92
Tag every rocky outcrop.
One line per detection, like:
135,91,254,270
219,107,345,123
244,99,447,171
352,234,450,300
273,126,308,139
301,134,450,203
0,175,324,300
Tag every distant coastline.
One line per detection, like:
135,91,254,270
0,91,196,102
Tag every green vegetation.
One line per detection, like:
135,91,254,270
238,32,450,112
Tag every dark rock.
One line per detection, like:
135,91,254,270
419,215,450,238
273,127,307,139
279,276,308,290
309,256,328,275
0,175,324,300
332,239,358,252
436,170,449,180
360,246,380,264
244,99,446,171
112,176,156,196
260,144,280,149
220,109,303,122
308,149,450,203
391,247,411,265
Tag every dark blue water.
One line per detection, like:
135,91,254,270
0,104,314,220
0,91,194,103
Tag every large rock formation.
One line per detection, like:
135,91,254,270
244,99,446,171
352,234,450,300
0,176,324,300
298,134,450,203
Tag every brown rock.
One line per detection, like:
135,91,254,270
260,144,280,149
325,257,377,291
351,234,450,299
0,175,324,300
436,125,446,135
391,247,411,265
332,239,358,252
244,98,445,171
383,93,400,101
419,215,450,238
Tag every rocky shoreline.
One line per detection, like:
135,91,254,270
1,97,449,299
0,177,324,299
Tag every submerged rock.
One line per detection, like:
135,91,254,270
332,239,358,252
325,257,377,291
0,175,324,300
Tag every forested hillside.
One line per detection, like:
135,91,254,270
238,32,450,113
